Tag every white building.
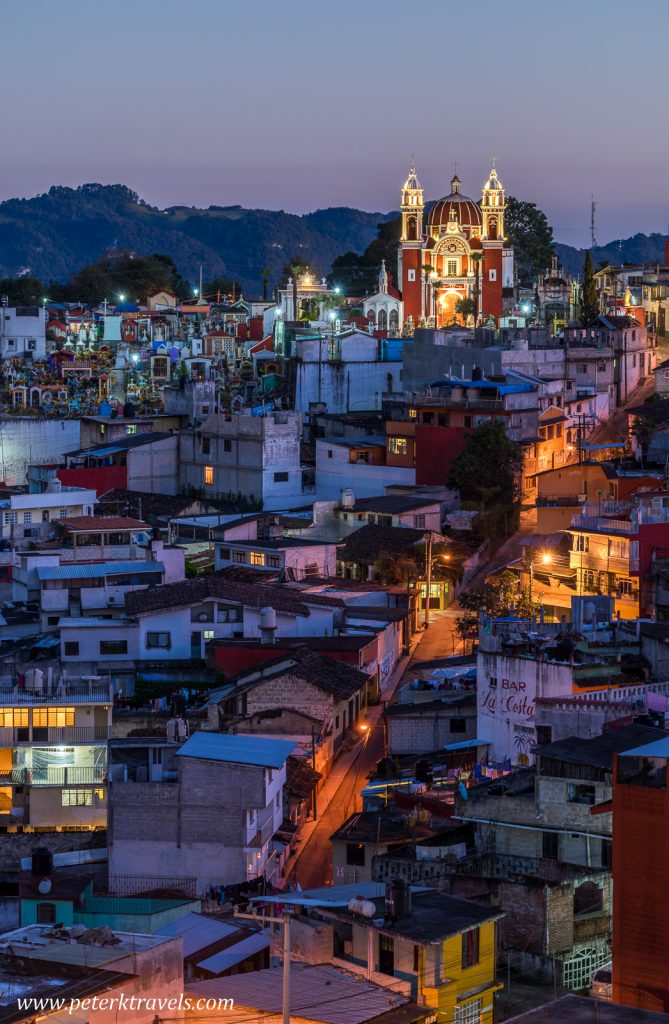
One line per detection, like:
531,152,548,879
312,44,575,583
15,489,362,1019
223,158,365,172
0,483,97,545
0,306,47,360
293,330,403,416
314,438,415,501
363,262,402,334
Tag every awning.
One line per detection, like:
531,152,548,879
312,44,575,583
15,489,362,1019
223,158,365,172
443,738,490,752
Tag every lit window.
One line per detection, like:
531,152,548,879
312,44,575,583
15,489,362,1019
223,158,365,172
204,466,214,486
250,552,265,566
0,709,27,728
447,260,458,276
126,424,137,435
33,707,75,727
62,789,93,807
388,437,408,456
203,629,215,641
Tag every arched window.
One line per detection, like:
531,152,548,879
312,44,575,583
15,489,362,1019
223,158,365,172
37,902,56,924
378,309,388,331
488,218,498,240
389,310,399,331
367,308,376,326
574,881,603,916
407,217,417,241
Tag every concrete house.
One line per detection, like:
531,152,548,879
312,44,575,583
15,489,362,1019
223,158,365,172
109,731,296,892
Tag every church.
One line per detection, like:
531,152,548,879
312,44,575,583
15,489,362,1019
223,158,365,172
398,160,514,327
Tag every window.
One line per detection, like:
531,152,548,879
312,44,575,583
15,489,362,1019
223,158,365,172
413,945,420,973
0,709,27,728
42,510,50,523
275,791,281,809
327,449,333,459
574,880,603,916
63,642,79,657
218,547,231,561
462,927,480,968
489,676,498,689
201,436,211,455
223,439,232,452
36,903,56,924
450,718,467,733
233,551,247,564
126,424,138,435
388,437,408,456
454,999,482,1024
59,508,68,519
27,339,36,351
568,783,596,806
407,269,416,282
4,512,16,526
250,551,265,566
274,471,289,483
99,640,128,656
204,466,214,486
23,511,32,525
489,269,497,282
202,629,215,642
379,934,394,975
268,555,281,569
574,535,589,553
438,413,449,426
543,831,559,860
447,260,458,276
62,789,93,807
146,631,171,649
33,708,75,727
413,514,425,529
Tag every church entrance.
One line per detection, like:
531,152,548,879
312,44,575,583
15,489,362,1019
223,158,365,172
437,290,462,327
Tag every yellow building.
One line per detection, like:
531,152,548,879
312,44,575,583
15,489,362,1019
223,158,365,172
568,513,639,619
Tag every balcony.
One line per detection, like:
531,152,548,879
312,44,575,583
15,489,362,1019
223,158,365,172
0,766,107,786
0,682,113,705
245,809,276,850
570,515,633,535
0,726,111,746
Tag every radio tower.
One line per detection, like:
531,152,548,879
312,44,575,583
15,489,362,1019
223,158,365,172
590,195,598,249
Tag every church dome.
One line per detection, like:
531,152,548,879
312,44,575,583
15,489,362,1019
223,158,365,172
427,175,482,231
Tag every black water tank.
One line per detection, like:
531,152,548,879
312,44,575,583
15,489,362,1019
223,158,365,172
31,847,53,877
385,879,412,920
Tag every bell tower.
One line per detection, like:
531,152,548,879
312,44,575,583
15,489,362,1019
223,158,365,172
481,160,505,241
399,159,425,326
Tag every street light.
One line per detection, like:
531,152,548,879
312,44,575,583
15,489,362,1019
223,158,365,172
423,535,452,628
528,550,553,602
118,293,126,302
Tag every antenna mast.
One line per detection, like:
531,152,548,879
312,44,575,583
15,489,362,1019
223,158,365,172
590,195,598,249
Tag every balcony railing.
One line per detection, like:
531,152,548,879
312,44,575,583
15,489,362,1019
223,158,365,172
0,683,113,706
0,726,111,745
0,766,107,786
570,515,633,535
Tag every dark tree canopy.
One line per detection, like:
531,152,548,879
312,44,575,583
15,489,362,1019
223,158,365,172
580,250,600,325
329,216,401,295
505,196,554,283
447,421,522,542
61,251,189,305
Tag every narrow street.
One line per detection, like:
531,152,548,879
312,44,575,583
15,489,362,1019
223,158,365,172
284,612,463,890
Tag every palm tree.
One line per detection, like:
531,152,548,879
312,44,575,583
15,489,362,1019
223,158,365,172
260,267,271,303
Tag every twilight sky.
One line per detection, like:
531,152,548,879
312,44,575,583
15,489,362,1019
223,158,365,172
3,0,667,247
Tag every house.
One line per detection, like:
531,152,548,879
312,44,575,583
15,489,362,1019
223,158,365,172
0,923,182,1024
179,410,308,510
334,494,443,533
315,437,416,500
215,647,369,754
0,484,97,546
0,305,47,359
0,672,112,830
611,736,669,1011
330,813,438,885
272,882,504,1024
186,963,429,1024
108,731,297,891
216,535,337,579
63,431,179,495
157,910,269,980
36,557,166,629
385,688,477,756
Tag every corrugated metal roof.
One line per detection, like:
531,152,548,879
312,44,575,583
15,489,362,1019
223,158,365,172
620,737,669,758
157,912,238,957
197,932,269,974
176,731,296,768
443,738,490,752
36,561,164,581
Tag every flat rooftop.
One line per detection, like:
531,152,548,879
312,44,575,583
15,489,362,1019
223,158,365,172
506,995,669,1024
0,924,169,969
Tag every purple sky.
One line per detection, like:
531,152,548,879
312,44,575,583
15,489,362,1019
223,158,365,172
4,0,667,247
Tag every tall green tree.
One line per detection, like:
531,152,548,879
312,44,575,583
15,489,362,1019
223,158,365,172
447,421,522,542
580,250,599,325
504,197,554,283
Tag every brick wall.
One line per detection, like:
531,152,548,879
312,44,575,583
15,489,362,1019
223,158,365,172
498,880,547,955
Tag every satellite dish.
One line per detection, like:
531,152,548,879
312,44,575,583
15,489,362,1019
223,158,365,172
38,878,52,895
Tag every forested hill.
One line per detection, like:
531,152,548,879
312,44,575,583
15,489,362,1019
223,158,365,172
0,184,395,295
0,182,663,293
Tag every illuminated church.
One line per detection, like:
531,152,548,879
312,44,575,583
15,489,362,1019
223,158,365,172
398,160,513,327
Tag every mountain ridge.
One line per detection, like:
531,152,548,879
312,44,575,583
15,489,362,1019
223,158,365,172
0,183,663,294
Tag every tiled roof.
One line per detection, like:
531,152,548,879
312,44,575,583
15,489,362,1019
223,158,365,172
59,516,150,531
234,647,368,701
124,574,339,617
337,524,426,564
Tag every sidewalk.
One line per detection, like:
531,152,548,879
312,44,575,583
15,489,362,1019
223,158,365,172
284,637,421,885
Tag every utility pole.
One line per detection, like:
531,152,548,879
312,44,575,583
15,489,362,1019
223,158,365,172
199,264,204,304
590,195,598,250
235,907,292,1024
311,727,317,820
423,532,433,629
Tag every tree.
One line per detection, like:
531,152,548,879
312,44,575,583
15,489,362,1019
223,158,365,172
455,297,477,324
454,572,542,646
580,250,599,325
632,415,654,467
204,276,242,302
447,421,521,520
329,216,402,296
505,197,554,283
0,276,45,305
260,267,271,302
